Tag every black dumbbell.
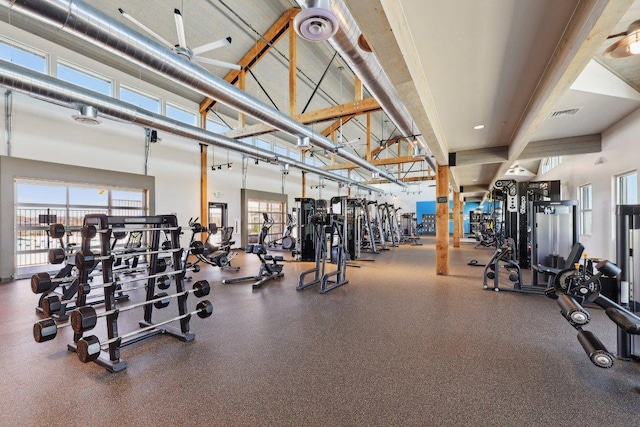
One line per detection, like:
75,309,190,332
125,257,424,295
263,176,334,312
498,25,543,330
31,272,74,294
70,281,210,334
48,248,67,264
77,264,200,296
33,280,210,342
49,223,66,239
77,300,213,363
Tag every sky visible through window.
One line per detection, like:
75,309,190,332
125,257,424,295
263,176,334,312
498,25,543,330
0,41,46,73
17,183,143,205
57,63,111,95
120,87,160,113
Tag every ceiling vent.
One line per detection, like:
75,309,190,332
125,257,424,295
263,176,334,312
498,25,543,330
293,1,339,41
550,108,581,119
71,105,101,125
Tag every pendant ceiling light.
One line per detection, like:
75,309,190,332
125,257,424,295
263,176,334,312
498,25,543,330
604,20,640,58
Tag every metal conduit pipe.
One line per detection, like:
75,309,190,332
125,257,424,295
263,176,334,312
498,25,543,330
0,0,405,188
0,59,381,193
293,0,435,170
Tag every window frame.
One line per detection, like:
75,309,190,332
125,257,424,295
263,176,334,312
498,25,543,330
578,183,592,236
165,102,197,126
0,36,48,74
119,84,161,113
616,170,638,205
56,60,113,96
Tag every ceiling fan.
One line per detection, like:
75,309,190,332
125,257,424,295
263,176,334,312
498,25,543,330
118,8,241,70
604,20,640,58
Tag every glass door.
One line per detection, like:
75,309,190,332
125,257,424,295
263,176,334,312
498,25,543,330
208,202,228,246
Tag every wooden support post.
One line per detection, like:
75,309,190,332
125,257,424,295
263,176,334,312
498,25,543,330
354,76,363,101
453,192,461,248
289,19,297,117
436,165,449,275
366,112,372,162
200,144,208,241
238,69,246,127
301,171,307,198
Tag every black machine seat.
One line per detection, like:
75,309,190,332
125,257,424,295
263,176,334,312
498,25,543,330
536,242,585,276
252,244,267,255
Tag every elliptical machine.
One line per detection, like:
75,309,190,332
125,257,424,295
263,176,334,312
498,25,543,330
267,213,296,251
223,213,284,288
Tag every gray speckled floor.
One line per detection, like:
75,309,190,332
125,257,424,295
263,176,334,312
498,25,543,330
1,237,639,426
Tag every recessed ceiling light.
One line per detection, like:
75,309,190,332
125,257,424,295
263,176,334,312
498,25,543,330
472,179,478,182
473,125,484,130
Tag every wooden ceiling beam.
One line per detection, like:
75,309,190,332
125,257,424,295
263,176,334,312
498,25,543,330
224,97,380,139
321,115,356,137
371,135,403,158
199,8,300,114
365,176,435,185
323,155,419,171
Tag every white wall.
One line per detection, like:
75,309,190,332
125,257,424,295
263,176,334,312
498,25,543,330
535,107,640,261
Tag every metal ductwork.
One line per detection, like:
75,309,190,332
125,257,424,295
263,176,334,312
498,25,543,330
0,0,405,188
0,59,381,193
71,104,101,125
294,0,435,169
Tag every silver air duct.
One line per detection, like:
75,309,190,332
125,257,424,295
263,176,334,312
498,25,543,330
0,59,381,193
0,0,405,188
294,0,435,169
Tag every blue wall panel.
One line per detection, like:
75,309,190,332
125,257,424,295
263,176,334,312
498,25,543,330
416,200,481,235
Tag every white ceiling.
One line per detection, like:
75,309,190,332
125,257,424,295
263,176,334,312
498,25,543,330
346,0,640,197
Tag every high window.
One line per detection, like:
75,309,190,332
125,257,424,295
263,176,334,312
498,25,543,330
0,37,47,73
166,103,197,125
541,156,562,174
57,61,112,95
205,119,230,133
255,138,272,151
274,144,288,157
578,183,592,236
617,171,638,205
120,85,161,113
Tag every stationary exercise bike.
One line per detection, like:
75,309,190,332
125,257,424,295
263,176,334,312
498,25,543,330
223,213,284,288
185,218,239,271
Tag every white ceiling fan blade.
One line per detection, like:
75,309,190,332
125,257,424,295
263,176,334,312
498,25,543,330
192,37,232,56
118,8,173,49
174,9,188,48
195,56,242,70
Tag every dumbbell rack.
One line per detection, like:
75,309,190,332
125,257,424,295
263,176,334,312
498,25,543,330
67,214,195,372
34,224,131,321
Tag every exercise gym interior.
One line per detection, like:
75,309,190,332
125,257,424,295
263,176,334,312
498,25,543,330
2,0,640,425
